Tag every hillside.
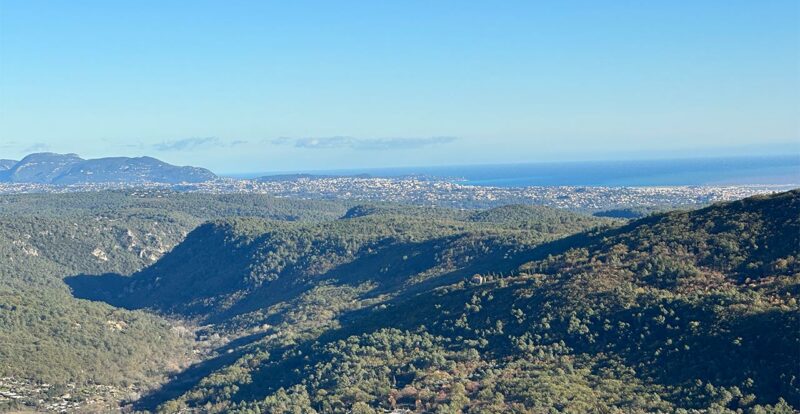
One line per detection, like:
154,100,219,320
0,152,84,183
68,204,606,325
0,159,17,170
0,190,350,221
0,191,608,411
126,190,799,413
0,152,216,184
2,190,797,413
0,212,197,396
0,192,354,411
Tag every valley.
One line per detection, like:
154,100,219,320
0,190,796,413
4,1,797,412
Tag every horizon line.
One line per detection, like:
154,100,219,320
218,152,800,178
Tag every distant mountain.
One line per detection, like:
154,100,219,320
51,156,216,184
0,152,216,184
0,152,83,183
0,159,17,171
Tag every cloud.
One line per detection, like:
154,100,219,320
122,143,146,150
269,137,293,145
23,142,50,152
271,136,458,150
154,137,248,151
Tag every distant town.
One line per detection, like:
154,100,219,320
0,175,791,212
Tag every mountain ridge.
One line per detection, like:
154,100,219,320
0,159,18,170
0,152,216,184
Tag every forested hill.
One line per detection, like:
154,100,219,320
67,204,606,324
0,152,216,184
0,192,353,410
137,190,799,413
0,159,16,170
3,189,796,413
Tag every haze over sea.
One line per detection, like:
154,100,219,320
233,155,800,187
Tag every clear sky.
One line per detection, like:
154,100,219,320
1,1,798,174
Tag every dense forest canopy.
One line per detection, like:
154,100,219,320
0,192,353,398
0,190,797,413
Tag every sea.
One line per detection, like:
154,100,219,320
231,155,800,187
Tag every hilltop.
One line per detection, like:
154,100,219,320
0,152,216,184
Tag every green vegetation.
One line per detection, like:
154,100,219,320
68,202,606,326
0,214,194,389
103,191,799,413
1,190,797,413
0,190,349,221
0,191,352,408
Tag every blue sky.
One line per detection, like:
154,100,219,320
1,1,798,173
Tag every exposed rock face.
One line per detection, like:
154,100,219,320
92,248,109,262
